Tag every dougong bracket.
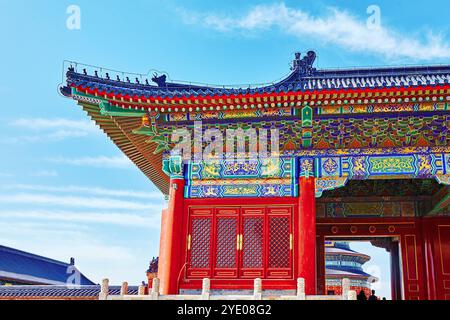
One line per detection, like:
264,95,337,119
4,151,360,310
162,155,184,179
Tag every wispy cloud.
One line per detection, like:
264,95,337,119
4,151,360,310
1,184,163,200
0,193,161,210
0,183,163,284
30,170,59,177
0,172,14,178
1,118,101,144
178,3,450,61
12,118,98,132
48,155,134,169
0,209,160,228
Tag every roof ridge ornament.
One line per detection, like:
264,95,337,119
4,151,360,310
291,51,317,77
152,73,167,87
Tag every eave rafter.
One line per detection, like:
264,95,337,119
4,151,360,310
78,101,169,194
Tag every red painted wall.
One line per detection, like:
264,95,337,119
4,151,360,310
317,216,450,300
422,217,450,300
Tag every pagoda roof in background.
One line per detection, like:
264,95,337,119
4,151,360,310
326,266,374,279
0,245,95,286
325,241,377,282
61,50,450,99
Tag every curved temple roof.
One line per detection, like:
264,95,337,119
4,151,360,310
61,50,450,99
0,245,95,286
60,51,450,194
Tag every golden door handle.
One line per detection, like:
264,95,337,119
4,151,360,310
187,234,192,250
290,234,293,250
239,234,243,251
236,234,240,251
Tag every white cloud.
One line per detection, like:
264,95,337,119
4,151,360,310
0,193,161,210
1,183,163,200
30,170,59,177
178,3,450,61
48,155,134,169
1,118,101,144
12,118,98,132
0,183,164,285
0,209,161,228
0,172,14,178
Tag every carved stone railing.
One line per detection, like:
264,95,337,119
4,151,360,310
99,277,356,301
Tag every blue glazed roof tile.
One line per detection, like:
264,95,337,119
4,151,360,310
0,245,95,285
0,285,139,298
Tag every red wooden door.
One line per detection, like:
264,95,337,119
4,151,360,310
186,205,293,280
213,208,240,278
240,208,265,278
267,207,292,278
186,208,213,279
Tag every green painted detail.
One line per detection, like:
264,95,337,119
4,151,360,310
162,155,184,179
428,192,450,215
132,125,172,154
301,106,313,148
99,102,146,117
301,106,313,127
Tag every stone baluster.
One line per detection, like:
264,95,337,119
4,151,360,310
348,290,357,300
296,278,306,300
201,278,211,300
138,285,146,296
120,282,128,296
99,278,109,300
151,278,160,300
342,278,350,300
253,278,262,300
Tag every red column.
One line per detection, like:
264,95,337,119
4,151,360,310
422,218,437,300
158,177,185,294
316,234,325,295
298,176,317,294
389,240,402,300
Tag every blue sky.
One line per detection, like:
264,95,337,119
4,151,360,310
1,0,449,296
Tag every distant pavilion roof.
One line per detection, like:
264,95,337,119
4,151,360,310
0,245,95,286
325,266,374,279
325,242,376,282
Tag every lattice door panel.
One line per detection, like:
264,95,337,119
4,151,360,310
187,216,212,278
240,215,265,278
267,213,292,278
214,216,239,278
186,205,293,280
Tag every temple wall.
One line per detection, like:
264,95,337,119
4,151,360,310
422,217,450,300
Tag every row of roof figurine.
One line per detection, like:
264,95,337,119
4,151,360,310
63,50,450,99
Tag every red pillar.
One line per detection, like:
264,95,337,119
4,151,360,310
298,176,317,294
158,177,185,294
390,239,402,300
422,218,437,300
316,234,325,295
